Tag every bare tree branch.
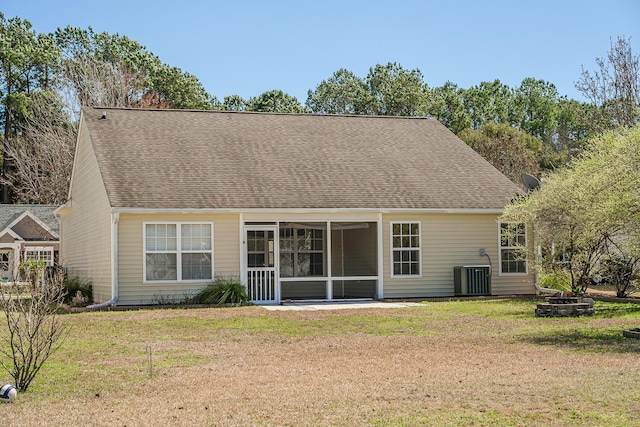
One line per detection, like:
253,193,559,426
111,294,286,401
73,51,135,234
575,36,640,131
3,91,75,204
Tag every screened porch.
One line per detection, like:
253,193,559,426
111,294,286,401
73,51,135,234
244,220,380,303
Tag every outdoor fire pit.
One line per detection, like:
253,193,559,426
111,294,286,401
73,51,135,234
535,296,595,317
623,328,640,339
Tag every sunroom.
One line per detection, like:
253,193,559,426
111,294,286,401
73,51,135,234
242,220,381,304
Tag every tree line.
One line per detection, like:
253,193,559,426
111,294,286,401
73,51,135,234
1,13,638,204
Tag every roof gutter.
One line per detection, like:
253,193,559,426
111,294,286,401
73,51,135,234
87,212,119,309
109,207,507,215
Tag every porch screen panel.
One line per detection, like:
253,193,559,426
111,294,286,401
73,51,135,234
280,227,324,277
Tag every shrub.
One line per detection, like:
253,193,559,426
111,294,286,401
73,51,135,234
195,275,248,305
539,270,572,292
600,256,639,298
0,267,70,391
62,277,93,306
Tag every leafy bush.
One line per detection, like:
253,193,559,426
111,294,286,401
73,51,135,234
194,275,248,305
62,277,93,306
539,271,572,292
600,256,638,298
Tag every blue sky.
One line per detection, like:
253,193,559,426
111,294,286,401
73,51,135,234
4,1,639,103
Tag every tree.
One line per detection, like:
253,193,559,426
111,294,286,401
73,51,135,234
222,94,248,111
0,14,60,203
54,26,152,113
501,125,640,294
458,122,541,185
463,79,514,129
1,19,224,204
425,81,471,134
148,65,219,110
306,68,373,114
0,263,69,391
552,99,591,162
54,26,217,114
246,90,308,113
512,78,560,142
3,90,75,204
365,62,428,116
575,35,640,132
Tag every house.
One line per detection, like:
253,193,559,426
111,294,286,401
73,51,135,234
0,204,60,281
56,107,535,306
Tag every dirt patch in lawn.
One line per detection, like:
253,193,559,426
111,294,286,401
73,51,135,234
2,303,640,426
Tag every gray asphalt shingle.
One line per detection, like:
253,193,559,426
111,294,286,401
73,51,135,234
0,204,59,233
82,107,521,210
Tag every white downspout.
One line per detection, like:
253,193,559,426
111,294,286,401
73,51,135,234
87,212,119,308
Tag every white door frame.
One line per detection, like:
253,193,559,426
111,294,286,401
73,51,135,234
243,225,280,304
0,243,20,281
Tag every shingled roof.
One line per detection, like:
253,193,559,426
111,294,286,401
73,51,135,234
81,107,521,210
0,204,59,234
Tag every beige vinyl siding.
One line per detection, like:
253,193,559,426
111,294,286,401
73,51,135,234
382,213,535,298
59,119,113,302
117,213,240,305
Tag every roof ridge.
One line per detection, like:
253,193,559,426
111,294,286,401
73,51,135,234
83,106,436,120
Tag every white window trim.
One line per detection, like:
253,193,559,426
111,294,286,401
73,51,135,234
143,221,214,283
23,246,55,266
498,221,528,276
390,221,422,278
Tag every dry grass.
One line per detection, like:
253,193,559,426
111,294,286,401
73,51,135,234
1,299,640,426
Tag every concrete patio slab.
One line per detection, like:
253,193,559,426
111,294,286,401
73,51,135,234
260,301,424,311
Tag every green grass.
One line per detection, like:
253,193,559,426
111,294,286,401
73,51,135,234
1,298,639,426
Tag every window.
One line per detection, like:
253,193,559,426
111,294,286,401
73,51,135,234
145,223,213,281
247,230,274,268
391,222,421,277
279,227,324,277
499,222,527,274
0,252,10,271
23,247,54,266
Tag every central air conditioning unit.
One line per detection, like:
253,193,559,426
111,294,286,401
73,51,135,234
454,265,491,296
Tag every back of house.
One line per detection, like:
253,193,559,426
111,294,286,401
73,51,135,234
57,107,535,305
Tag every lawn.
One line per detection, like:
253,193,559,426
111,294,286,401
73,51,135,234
1,299,639,426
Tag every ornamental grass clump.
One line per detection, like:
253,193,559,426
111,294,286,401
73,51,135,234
194,275,248,305
62,276,93,306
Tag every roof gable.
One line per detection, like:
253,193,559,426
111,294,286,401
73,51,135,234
9,212,57,240
0,205,59,240
0,229,21,243
81,107,521,210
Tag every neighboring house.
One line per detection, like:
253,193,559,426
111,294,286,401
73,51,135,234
0,204,60,281
56,107,535,306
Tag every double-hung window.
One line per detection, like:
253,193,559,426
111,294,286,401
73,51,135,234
391,222,421,277
499,222,527,274
145,223,213,281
